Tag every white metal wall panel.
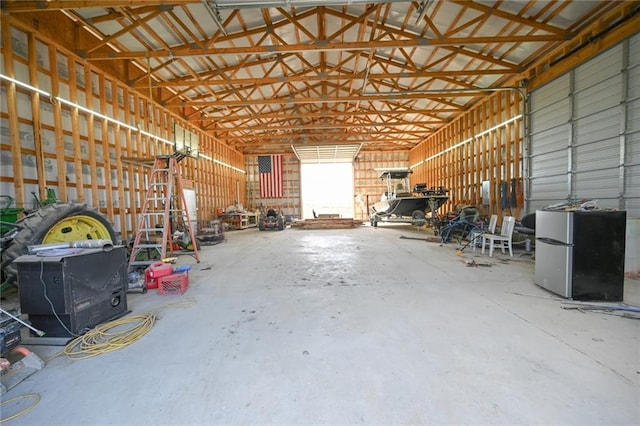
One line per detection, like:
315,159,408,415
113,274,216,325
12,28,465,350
625,62,640,212
529,73,570,208
530,96,570,131
625,132,640,176
531,73,571,108
574,44,622,91
573,45,622,209
529,175,570,204
528,34,640,218
630,80,640,119
530,127,569,176
573,171,620,208
574,109,619,170
574,74,621,118
630,33,640,67
624,37,639,216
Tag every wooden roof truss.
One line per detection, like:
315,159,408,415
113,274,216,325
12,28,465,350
3,0,637,155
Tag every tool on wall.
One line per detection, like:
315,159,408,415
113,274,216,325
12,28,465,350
128,155,200,286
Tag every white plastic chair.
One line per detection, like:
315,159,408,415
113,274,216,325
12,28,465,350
482,216,516,257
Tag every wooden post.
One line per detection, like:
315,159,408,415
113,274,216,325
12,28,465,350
3,21,26,207
99,75,114,221
69,59,85,203
113,89,127,238
126,91,138,236
85,69,99,209
49,46,67,201
28,32,46,203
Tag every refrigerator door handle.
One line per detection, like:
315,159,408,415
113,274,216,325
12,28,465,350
536,237,571,246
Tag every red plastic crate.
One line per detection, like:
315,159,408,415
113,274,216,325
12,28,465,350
158,271,189,295
144,262,173,290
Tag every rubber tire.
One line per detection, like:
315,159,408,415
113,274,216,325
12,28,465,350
411,210,426,226
180,237,202,251
1,203,118,288
278,217,284,230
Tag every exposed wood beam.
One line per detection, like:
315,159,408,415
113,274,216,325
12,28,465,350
232,137,430,147
528,4,640,89
147,54,291,86
208,109,451,124
275,7,317,42
449,0,571,36
170,91,474,108
226,130,427,141
1,0,195,12
85,35,563,60
215,121,436,132
87,5,162,23
136,68,512,89
326,3,380,42
246,115,439,129
84,8,169,54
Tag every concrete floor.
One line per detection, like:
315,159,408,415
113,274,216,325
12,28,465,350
2,224,639,425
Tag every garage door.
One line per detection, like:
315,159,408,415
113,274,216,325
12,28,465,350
529,33,640,218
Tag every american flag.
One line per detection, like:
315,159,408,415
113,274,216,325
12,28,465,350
258,155,283,198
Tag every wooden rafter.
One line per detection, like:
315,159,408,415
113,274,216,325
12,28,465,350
449,0,571,36
3,0,634,156
1,0,196,12
85,34,566,60
137,67,511,89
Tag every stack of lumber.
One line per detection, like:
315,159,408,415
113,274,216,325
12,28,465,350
290,218,363,229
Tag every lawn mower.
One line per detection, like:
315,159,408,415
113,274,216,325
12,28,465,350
258,208,285,231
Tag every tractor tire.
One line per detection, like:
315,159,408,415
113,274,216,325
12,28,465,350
1,203,118,288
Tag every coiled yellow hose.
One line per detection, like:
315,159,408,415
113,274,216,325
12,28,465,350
62,297,197,360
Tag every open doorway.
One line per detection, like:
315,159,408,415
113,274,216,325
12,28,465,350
301,163,354,219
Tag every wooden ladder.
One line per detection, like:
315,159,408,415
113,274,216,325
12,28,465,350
128,155,200,270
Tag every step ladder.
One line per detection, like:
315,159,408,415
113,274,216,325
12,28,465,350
128,155,200,270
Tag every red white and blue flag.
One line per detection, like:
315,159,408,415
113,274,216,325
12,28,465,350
258,155,283,198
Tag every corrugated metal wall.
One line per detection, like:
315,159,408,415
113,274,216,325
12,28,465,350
529,74,571,203
529,34,640,218
627,34,640,217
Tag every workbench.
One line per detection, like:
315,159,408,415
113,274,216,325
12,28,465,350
219,212,257,230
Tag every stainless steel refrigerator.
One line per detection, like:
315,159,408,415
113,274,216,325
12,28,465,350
534,210,626,300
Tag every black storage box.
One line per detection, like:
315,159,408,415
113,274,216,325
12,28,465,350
15,247,128,337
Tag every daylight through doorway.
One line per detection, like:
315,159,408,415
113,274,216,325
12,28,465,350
301,163,354,219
